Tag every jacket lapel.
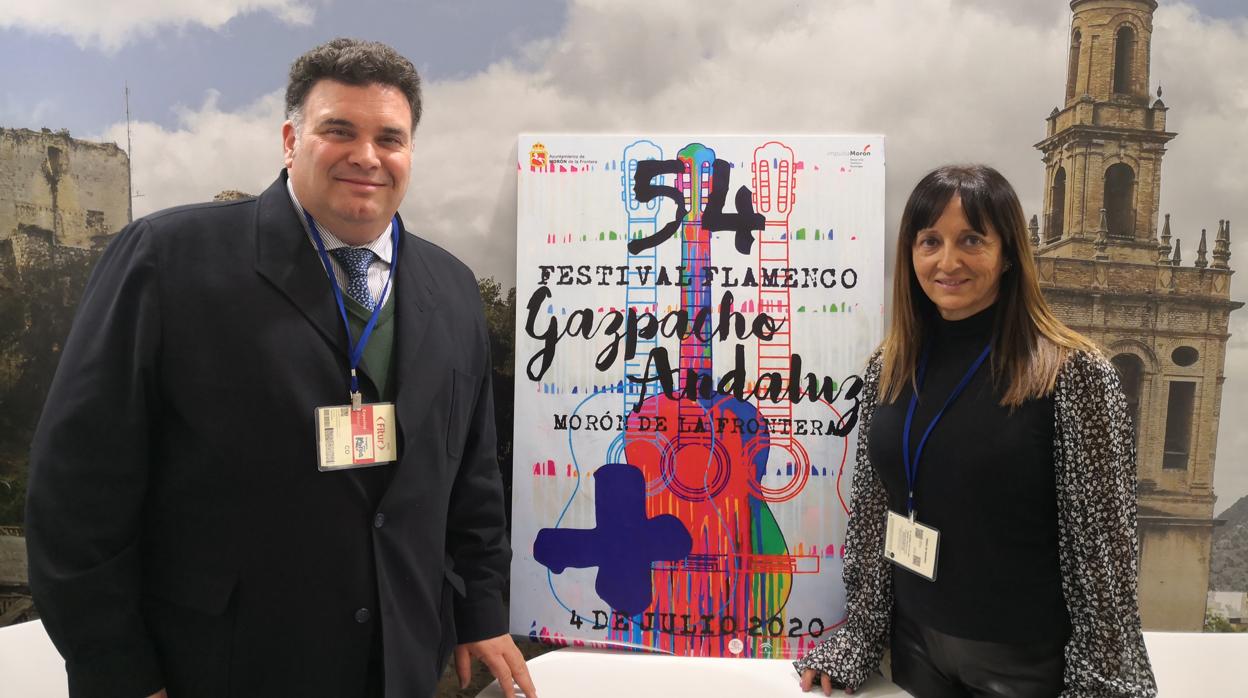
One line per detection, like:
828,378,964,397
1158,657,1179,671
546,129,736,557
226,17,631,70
253,172,347,361
390,218,439,462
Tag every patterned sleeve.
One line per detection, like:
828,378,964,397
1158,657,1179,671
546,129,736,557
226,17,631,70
1053,351,1158,697
793,352,892,690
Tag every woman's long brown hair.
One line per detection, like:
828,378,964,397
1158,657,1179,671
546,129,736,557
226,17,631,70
879,165,1099,407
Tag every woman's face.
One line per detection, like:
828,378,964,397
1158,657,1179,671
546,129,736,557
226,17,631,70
911,194,1007,321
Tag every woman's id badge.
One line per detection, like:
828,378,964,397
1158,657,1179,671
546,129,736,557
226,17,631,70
315,403,398,470
884,510,940,581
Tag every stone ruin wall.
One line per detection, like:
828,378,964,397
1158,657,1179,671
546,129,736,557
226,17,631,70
0,127,130,250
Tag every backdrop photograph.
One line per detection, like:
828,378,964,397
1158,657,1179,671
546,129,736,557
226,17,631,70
2,0,1247,693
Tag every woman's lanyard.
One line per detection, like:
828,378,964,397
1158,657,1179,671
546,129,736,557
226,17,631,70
901,342,993,516
305,210,400,409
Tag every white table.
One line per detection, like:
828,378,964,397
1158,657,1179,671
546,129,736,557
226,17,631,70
475,646,907,697
476,632,1248,698
0,619,70,698
1142,631,1248,694
3,619,1244,697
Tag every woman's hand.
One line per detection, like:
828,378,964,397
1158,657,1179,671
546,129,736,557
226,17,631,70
799,668,853,695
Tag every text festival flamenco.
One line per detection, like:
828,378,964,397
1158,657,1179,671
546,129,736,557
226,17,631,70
537,263,857,290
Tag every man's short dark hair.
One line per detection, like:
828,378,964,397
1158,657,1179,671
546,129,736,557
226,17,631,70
286,38,423,133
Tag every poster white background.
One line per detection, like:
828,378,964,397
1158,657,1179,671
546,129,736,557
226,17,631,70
511,134,885,658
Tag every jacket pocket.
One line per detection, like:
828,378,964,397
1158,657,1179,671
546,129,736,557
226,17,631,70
141,569,238,697
446,369,479,459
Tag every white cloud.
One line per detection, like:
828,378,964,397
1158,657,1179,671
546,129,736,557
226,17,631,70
94,0,1248,507
408,0,1068,282
97,90,286,213
0,0,315,52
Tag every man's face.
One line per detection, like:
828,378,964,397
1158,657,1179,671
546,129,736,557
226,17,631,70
282,79,412,244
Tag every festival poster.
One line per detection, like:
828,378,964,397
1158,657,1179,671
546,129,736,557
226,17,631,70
510,135,885,659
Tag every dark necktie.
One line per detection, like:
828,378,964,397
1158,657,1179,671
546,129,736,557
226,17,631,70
330,247,377,311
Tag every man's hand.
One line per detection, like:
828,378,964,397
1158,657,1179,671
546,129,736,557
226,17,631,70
454,634,537,698
145,691,167,698
800,668,853,696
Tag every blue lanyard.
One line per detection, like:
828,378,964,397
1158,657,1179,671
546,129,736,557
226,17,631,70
901,342,992,515
305,211,399,405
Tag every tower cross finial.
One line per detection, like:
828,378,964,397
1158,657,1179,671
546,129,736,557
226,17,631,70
1158,213,1173,265
1212,219,1232,270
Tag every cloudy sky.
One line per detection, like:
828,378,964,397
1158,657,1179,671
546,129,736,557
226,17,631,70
3,0,1247,513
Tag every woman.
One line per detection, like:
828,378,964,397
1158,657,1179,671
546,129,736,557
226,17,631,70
795,165,1156,697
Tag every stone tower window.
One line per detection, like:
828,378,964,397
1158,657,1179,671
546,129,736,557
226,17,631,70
1049,167,1067,242
86,209,105,233
1171,346,1199,367
1112,353,1144,441
1104,163,1135,237
1113,25,1136,95
1162,380,1196,470
1066,30,1082,101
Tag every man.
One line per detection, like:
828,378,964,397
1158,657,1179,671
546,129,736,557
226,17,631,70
25,38,535,698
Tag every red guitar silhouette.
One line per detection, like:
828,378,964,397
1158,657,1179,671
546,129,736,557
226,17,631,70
624,143,792,657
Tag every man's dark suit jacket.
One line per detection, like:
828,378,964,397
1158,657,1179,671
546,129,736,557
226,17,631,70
25,173,510,698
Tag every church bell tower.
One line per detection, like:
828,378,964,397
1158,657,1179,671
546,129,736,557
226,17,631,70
1034,0,1242,631
1038,0,1171,260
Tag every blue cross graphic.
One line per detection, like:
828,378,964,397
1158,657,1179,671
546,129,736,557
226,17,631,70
534,463,693,616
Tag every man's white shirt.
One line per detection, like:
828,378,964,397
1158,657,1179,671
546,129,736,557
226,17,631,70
287,178,395,307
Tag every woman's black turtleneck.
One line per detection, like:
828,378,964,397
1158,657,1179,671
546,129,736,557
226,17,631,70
868,304,1070,645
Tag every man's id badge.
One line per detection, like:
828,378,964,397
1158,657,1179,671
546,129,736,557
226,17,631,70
315,403,398,471
884,510,940,581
